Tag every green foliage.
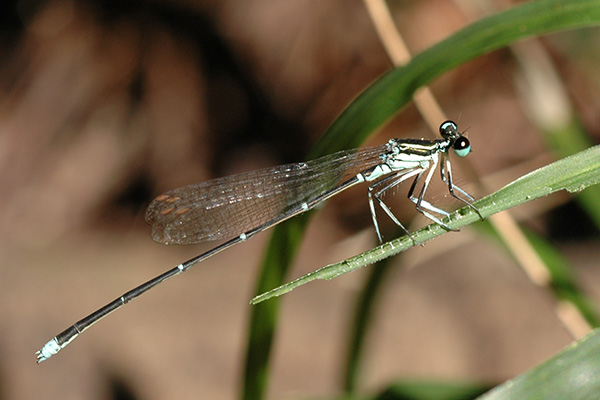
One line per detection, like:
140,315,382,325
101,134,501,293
480,329,600,400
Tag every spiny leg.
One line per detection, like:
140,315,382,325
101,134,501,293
368,168,425,243
440,154,483,220
407,155,456,231
367,186,384,242
408,174,452,216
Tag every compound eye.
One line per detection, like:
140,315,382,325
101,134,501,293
439,120,458,139
453,137,471,157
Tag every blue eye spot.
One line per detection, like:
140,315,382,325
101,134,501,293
453,137,471,157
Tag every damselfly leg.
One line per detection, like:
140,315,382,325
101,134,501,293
368,167,428,242
440,153,483,220
406,152,458,231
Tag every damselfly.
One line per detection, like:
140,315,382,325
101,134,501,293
36,120,479,363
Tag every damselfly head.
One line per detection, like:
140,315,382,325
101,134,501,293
440,120,471,157
439,120,459,139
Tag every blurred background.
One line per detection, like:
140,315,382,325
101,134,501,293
1,0,599,399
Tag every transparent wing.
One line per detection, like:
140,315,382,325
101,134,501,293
145,144,388,244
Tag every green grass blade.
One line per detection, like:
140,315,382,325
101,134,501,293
538,120,600,229
478,328,600,399
251,145,600,304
